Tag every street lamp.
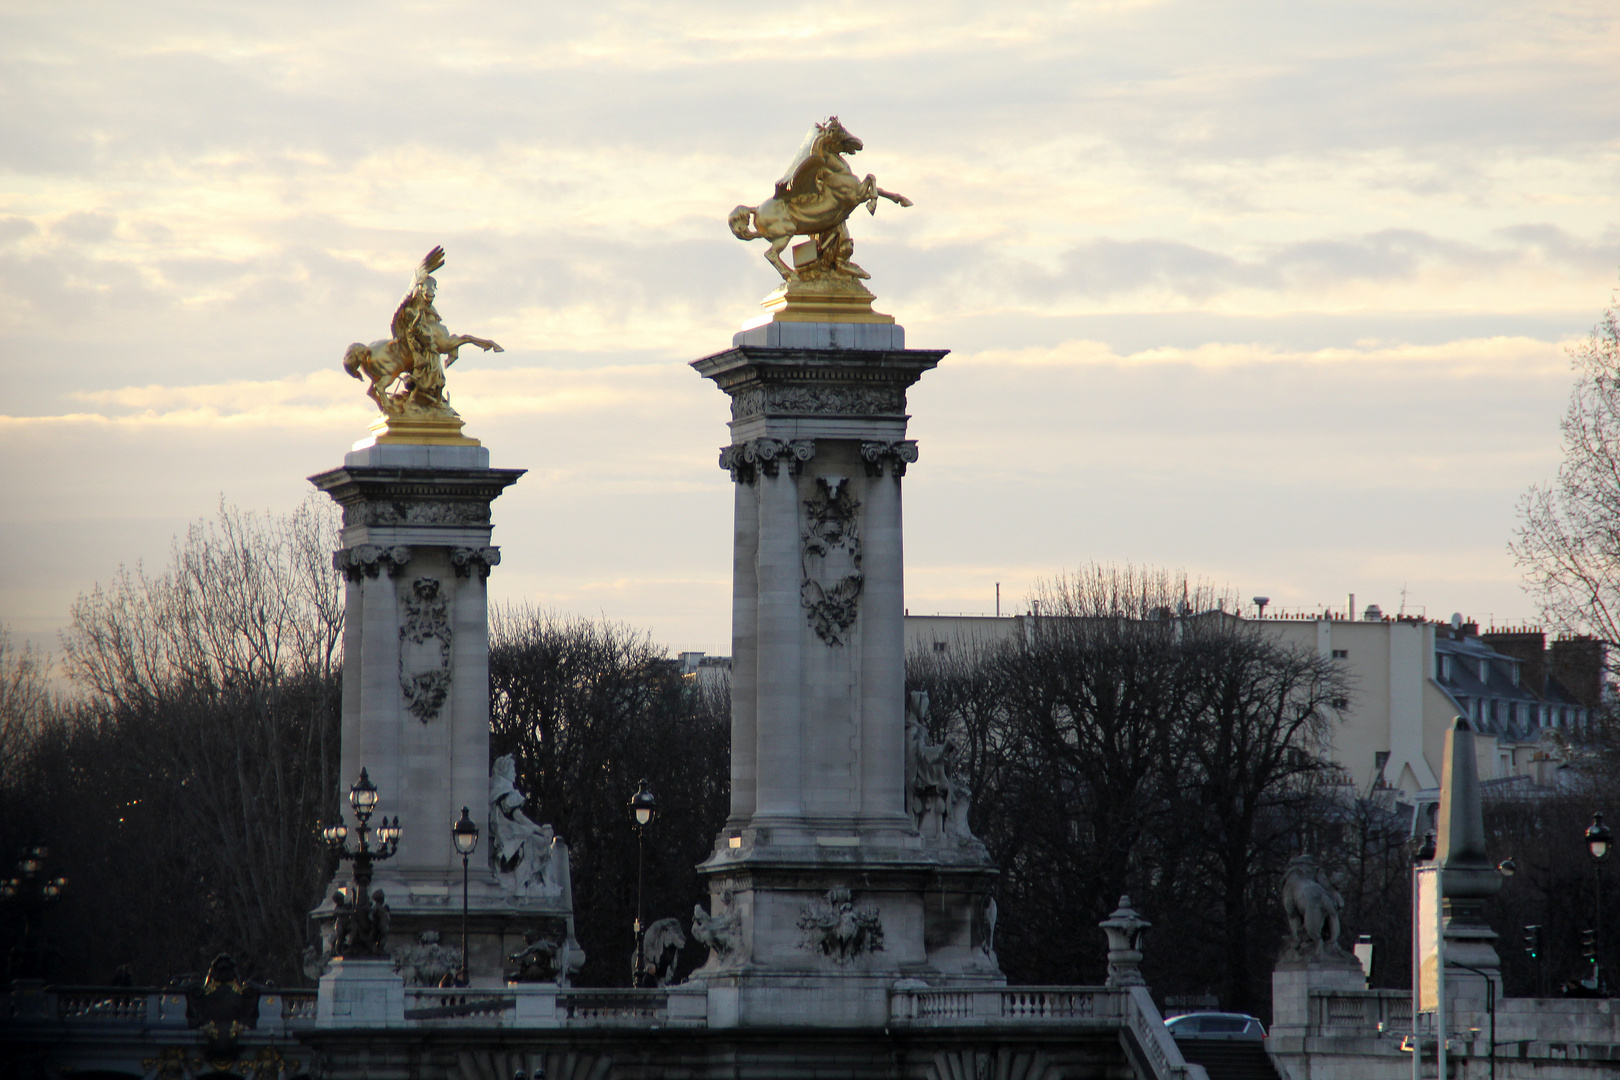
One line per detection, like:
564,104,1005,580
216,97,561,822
1,839,67,979
323,768,401,959
1585,812,1611,994
628,778,658,987
451,806,480,986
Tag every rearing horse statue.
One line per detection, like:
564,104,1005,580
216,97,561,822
729,117,912,282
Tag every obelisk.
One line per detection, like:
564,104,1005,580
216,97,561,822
690,118,1000,1028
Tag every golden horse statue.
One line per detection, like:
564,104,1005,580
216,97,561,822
343,246,502,417
728,117,912,282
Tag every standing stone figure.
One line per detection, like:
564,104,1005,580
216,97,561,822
1280,854,1347,960
488,755,565,898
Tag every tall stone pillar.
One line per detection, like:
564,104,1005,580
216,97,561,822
309,438,580,987
689,291,1002,1027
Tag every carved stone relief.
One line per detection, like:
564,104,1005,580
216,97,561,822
390,931,462,987
399,577,452,722
730,384,905,421
450,546,501,579
334,544,412,581
342,501,492,528
801,476,863,645
797,887,883,964
861,439,919,478
691,891,744,967
719,437,816,484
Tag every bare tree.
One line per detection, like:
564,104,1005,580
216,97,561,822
30,496,345,983
1513,287,1620,648
0,628,52,791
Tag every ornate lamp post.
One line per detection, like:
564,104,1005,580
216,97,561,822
451,806,480,986
628,778,658,987
1,839,67,979
323,768,401,959
1585,812,1611,994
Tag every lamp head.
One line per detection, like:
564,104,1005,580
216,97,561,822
1587,812,1612,861
629,778,658,828
452,806,480,855
349,768,380,823
376,815,402,847
323,820,349,847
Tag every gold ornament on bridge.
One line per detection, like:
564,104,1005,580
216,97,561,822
729,117,912,325
343,246,502,445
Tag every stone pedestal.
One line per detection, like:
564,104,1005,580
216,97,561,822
688,317,1001,1024
309,442,580,986
316,958,406,1027
1270,956,1367,1041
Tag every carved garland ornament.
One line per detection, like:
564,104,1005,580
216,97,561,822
343,501,492,528
730,385,904,421
399,577,452,722
801,476,863,645
718,437,817,484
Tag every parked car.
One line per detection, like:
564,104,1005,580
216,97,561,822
1165,1012,1267,1041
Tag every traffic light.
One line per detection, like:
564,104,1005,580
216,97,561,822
1523,924,1541,959
1581,929,1597,961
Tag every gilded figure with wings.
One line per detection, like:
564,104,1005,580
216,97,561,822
343,247,503,417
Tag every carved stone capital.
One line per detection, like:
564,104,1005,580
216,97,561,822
334,544,412,581
451,546,502,579
719,438,816,484
860,440,919,478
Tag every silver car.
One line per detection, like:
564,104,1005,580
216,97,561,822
1165,1012,1268,1041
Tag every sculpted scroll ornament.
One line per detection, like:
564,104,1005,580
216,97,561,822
341,246,503,419
719,438,816,483
399,577,451,722
801,476,863,645
334,545,411,581
797,888,884,964
861,440,919,478
450,546,501,579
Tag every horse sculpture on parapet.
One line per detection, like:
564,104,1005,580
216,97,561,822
729,116,912,283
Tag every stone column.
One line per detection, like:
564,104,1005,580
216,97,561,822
310,442,529,984
727,465,759,826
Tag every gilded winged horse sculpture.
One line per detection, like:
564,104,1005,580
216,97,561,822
343,246,503,417
729,117,912,282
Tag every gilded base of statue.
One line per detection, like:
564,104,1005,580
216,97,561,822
754,275,895,326
355,412,481,450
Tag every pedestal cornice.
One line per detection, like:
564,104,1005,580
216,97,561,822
692,347,947,421
309,466,525,548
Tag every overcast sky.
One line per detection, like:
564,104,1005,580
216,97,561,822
4,1,1619,660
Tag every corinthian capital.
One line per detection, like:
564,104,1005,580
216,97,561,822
719,438,817,483
860,440,919,478
333,544,413,581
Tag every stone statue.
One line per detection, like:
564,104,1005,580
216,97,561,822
904,691,979,845
1280,855,1347,960
728,117,912,283
506,927,564,984
691,896,744,966
797,887,884,964
343,246,503,419
638,917,688,987
391,930,462,987
488,754,566,898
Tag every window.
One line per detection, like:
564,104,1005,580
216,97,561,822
1331,697,1349,710
932,641,948,653
1332,649,1349,659
1479,660,1490,683
1438,655,1452,680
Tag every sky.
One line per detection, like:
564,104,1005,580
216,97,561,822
4,1,1620,661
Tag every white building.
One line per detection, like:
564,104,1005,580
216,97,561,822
901,608,1599,803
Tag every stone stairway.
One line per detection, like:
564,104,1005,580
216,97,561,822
1172,1039,1283,1080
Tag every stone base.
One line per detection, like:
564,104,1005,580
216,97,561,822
316,958,406,1027
311,901,584,989
1271,955,1368,1039
691,839,1002,994
733,319,905,350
